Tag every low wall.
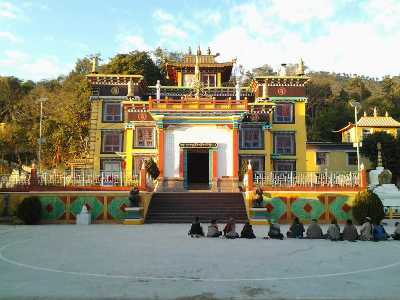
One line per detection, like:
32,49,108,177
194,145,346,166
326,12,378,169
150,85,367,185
244,190,360,224
0,191,152,224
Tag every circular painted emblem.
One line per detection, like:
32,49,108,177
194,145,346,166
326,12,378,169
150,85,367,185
277,87,287,96
110,86,120,95
137,113,147,121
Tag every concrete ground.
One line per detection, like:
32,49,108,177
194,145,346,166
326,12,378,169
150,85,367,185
0,223,400,300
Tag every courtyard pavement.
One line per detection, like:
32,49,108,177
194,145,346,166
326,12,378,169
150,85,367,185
0,223,400,300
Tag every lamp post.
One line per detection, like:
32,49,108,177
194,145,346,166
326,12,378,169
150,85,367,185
37,97,47,172
350,100,362,174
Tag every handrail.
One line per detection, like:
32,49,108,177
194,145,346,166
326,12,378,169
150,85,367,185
253,171,360,187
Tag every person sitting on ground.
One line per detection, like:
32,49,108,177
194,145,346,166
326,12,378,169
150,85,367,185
287,217,305,238
325,218,341,241
240,222,256,239
306,219,323,239
223,217,239,239
392,222,400,240
268,219,284,240
207,219,222,238
373,220,388,241
342,219,359,242
188,216,204,238
253,187,264,208
359,217,373,241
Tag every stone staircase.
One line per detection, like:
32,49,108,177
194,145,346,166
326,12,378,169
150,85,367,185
145,192,248,223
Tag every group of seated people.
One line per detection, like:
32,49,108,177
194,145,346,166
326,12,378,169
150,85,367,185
188,216,400,241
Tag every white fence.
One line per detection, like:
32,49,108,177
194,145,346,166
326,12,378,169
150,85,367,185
0,170,139,189
253,171,360,188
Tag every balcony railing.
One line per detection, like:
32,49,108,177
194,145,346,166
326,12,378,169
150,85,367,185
146,86,253,98
253,171,360,188
149,98,248,111
0,170,139,190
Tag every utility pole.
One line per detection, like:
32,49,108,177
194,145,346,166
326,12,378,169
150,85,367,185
350,100,361,174
37,97,47,172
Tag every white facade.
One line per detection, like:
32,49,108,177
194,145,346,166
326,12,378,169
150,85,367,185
164,125,233,178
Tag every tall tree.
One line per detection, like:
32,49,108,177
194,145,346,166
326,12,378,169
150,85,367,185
102,51,163,85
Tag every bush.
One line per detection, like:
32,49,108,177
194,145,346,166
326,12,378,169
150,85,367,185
352,191,385,225
16,196,42,225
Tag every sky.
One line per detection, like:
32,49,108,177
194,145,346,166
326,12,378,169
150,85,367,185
0,0,400,81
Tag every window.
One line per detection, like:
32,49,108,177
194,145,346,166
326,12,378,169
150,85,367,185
103,102,122,122
240,127,263,149
239,156,265,172
134,127,155,148
316,152,328,165
347,152,357,165
345,132,351,143
201,74,216,87
362,129,371,140
101,131,123,153
273,160,296,172
183,74,194,86
101,160,122,173
273,132,295,155
273,103,294,123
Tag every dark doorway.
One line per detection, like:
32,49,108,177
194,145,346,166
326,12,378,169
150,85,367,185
187,150,209,189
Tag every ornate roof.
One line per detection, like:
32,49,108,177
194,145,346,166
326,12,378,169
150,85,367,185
357,116,400,127
336,116,400,132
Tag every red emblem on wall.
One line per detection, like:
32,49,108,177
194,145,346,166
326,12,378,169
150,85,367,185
137,113,148,121
277,87,287,96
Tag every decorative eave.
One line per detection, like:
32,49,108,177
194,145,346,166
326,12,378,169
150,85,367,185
86,74,143,85
256,97,308,103
254,76,310,86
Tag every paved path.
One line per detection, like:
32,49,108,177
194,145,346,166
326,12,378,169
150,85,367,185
0,224,399,300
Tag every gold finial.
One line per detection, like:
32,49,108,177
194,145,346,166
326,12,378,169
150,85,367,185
385,111,389,117
297,58,305,76
377,142,383,167
91,55,99,73
373,107,378,117
363,111,367,117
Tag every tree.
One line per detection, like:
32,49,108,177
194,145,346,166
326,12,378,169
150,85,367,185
360,131,397,170
309,103,353,142
352,191,385,225
102,51,163,85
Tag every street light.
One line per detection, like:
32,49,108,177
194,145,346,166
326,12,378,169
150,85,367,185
36,97,47,172
349,100,362,174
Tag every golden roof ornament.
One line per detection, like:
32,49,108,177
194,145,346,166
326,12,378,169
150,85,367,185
373,107,378,117
297,58,305,76
385,111,389,117
91,56,99,74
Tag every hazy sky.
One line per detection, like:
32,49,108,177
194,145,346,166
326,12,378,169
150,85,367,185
0,0,399,81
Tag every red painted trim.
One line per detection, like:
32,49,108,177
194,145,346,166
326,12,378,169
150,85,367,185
232,128,239,177
158,128,164,177
212,150,218,179
179,149,184,177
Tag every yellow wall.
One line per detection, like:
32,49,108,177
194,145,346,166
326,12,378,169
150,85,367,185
342,126,398,143
306,149,372,172
271,101,307,172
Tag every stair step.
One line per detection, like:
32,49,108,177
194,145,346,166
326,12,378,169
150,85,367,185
145,192,248,224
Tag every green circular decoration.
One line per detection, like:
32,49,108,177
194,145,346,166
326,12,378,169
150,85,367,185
261,196,287,221
108,197,130,220
70,196,103,220
291,198,324,221
329,196,352,221
39,196,65,221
